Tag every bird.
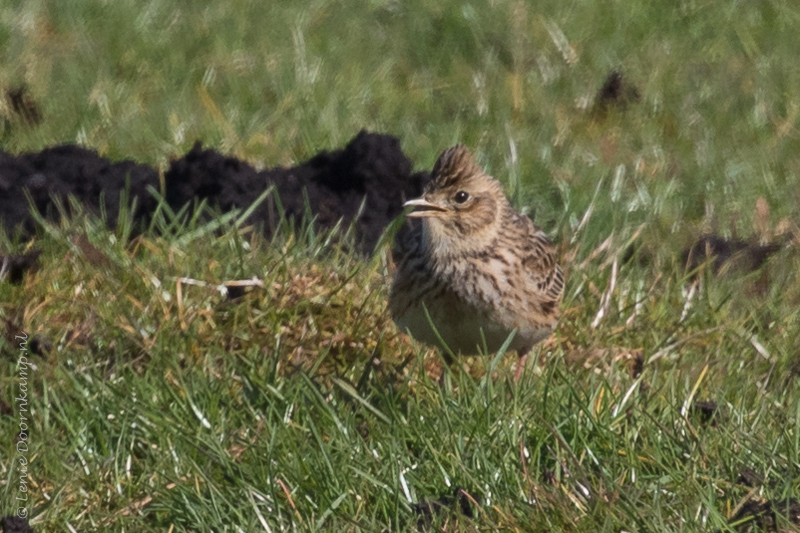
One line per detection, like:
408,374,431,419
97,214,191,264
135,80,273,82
389,144,564,381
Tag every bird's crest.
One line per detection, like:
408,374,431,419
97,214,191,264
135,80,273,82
430,144,484,190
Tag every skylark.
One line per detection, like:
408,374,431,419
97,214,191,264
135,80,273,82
389,145,564,381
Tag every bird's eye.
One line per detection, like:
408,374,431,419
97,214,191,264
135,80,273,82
454,191,469,204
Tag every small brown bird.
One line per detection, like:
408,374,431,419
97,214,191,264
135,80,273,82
389,145,564,381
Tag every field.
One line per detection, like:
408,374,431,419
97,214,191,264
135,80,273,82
2,0,800,531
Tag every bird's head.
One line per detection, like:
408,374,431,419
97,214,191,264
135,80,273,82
404,145,509,256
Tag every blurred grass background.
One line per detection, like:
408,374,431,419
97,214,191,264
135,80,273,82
2,0,800,531
3,0,800,244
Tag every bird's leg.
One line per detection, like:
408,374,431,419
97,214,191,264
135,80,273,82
514,347,531,382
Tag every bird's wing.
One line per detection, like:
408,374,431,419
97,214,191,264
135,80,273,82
516,214,565,312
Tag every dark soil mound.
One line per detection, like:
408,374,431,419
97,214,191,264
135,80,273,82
165,130,427,251
0,145,159,235
0,130,427,253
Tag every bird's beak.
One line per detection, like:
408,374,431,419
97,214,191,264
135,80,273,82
403,197,448,218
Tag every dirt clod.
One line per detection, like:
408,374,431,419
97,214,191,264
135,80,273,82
629,350,644,378
594,70,640,114
0,250,41,284
29,335,51,356
730,498,800,531
736,467,764,488
413,486,480,530
0,516,37,533
682,235,783,276
71,235,112,269
6,85,42,125
692,400,721,426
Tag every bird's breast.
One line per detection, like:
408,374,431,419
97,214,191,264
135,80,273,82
392,260,552,355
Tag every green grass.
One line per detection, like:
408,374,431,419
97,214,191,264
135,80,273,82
3,0,800,531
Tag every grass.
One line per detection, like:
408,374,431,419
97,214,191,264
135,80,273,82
2,0,800,531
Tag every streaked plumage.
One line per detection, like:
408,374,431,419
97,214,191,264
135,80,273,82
389,145,564,380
